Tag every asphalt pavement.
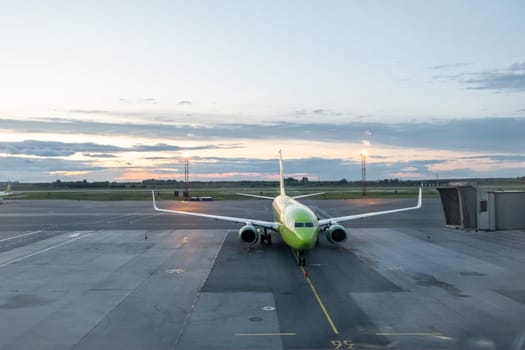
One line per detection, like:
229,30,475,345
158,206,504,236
1,198,525,349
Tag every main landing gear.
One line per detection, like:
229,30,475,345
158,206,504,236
260,228,272,245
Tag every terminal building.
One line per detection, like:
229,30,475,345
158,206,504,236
437,183,525,231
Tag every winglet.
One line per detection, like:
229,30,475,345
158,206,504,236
152,191,159,210
416,187,422,208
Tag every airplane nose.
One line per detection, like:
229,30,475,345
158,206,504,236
294,229,317,249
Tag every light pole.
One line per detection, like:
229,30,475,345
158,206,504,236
361,150,368,196
183,156,190,200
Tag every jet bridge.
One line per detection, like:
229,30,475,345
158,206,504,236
437,183,525,231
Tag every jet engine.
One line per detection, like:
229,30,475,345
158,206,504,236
238,225,259,246
325,224,347,245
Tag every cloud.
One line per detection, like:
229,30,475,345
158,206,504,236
435,62,525,92
0,156,109,182
292,109,346,118
178,100,192,105
2,116,525,181
0,140,123,157
2,117,524,154
387,171,427,179
427,157,525,173
83,153,117,158
430,62,473,70
49,171,90,177
184,157,357,181
0,140,241,157
118,98,156,104
463,63,525,91
132,143,241,152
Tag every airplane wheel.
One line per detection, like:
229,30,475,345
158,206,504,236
297,251,306,266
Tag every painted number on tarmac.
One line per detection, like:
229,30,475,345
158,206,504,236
331,339,354,349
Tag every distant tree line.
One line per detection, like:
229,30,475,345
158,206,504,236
7,176,524,191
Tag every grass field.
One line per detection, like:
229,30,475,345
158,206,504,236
6,180,524,201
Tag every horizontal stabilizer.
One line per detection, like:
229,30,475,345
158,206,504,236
292,192,325,199
236,193,275,200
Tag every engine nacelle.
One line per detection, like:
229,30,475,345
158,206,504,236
325,224,347,245
238,225,259,246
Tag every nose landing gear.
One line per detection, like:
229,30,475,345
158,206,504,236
297,250,309,278
295,249,307,266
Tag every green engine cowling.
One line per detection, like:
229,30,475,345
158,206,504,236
238,224,259,246
325,224,347,245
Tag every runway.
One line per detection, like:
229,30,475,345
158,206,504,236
1,198,525,349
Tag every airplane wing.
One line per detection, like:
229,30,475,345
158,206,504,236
152,191,278,230
318,188,422,226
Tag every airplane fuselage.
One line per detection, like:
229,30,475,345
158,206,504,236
272,195,319,251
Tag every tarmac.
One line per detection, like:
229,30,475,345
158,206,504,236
1,197,525,349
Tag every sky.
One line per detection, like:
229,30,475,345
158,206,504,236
1,0,524,182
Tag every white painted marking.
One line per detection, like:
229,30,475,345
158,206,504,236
262,306,275,311
376,332,453,340
166,268,185,274
0,231,98,268
0,230,41,243
68,232,81,238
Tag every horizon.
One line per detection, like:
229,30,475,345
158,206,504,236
5,175,523,186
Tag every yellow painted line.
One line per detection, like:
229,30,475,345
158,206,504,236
235,333,296,336
300,266,339,335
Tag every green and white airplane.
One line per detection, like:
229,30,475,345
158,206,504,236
0,183,13,201
152,151,422,267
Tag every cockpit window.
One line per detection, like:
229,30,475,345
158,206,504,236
295,222,313,228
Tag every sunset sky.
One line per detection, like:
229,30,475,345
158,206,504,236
1,1,524,182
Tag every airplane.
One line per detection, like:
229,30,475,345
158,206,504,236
0,183,13,201
152,151,422,268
